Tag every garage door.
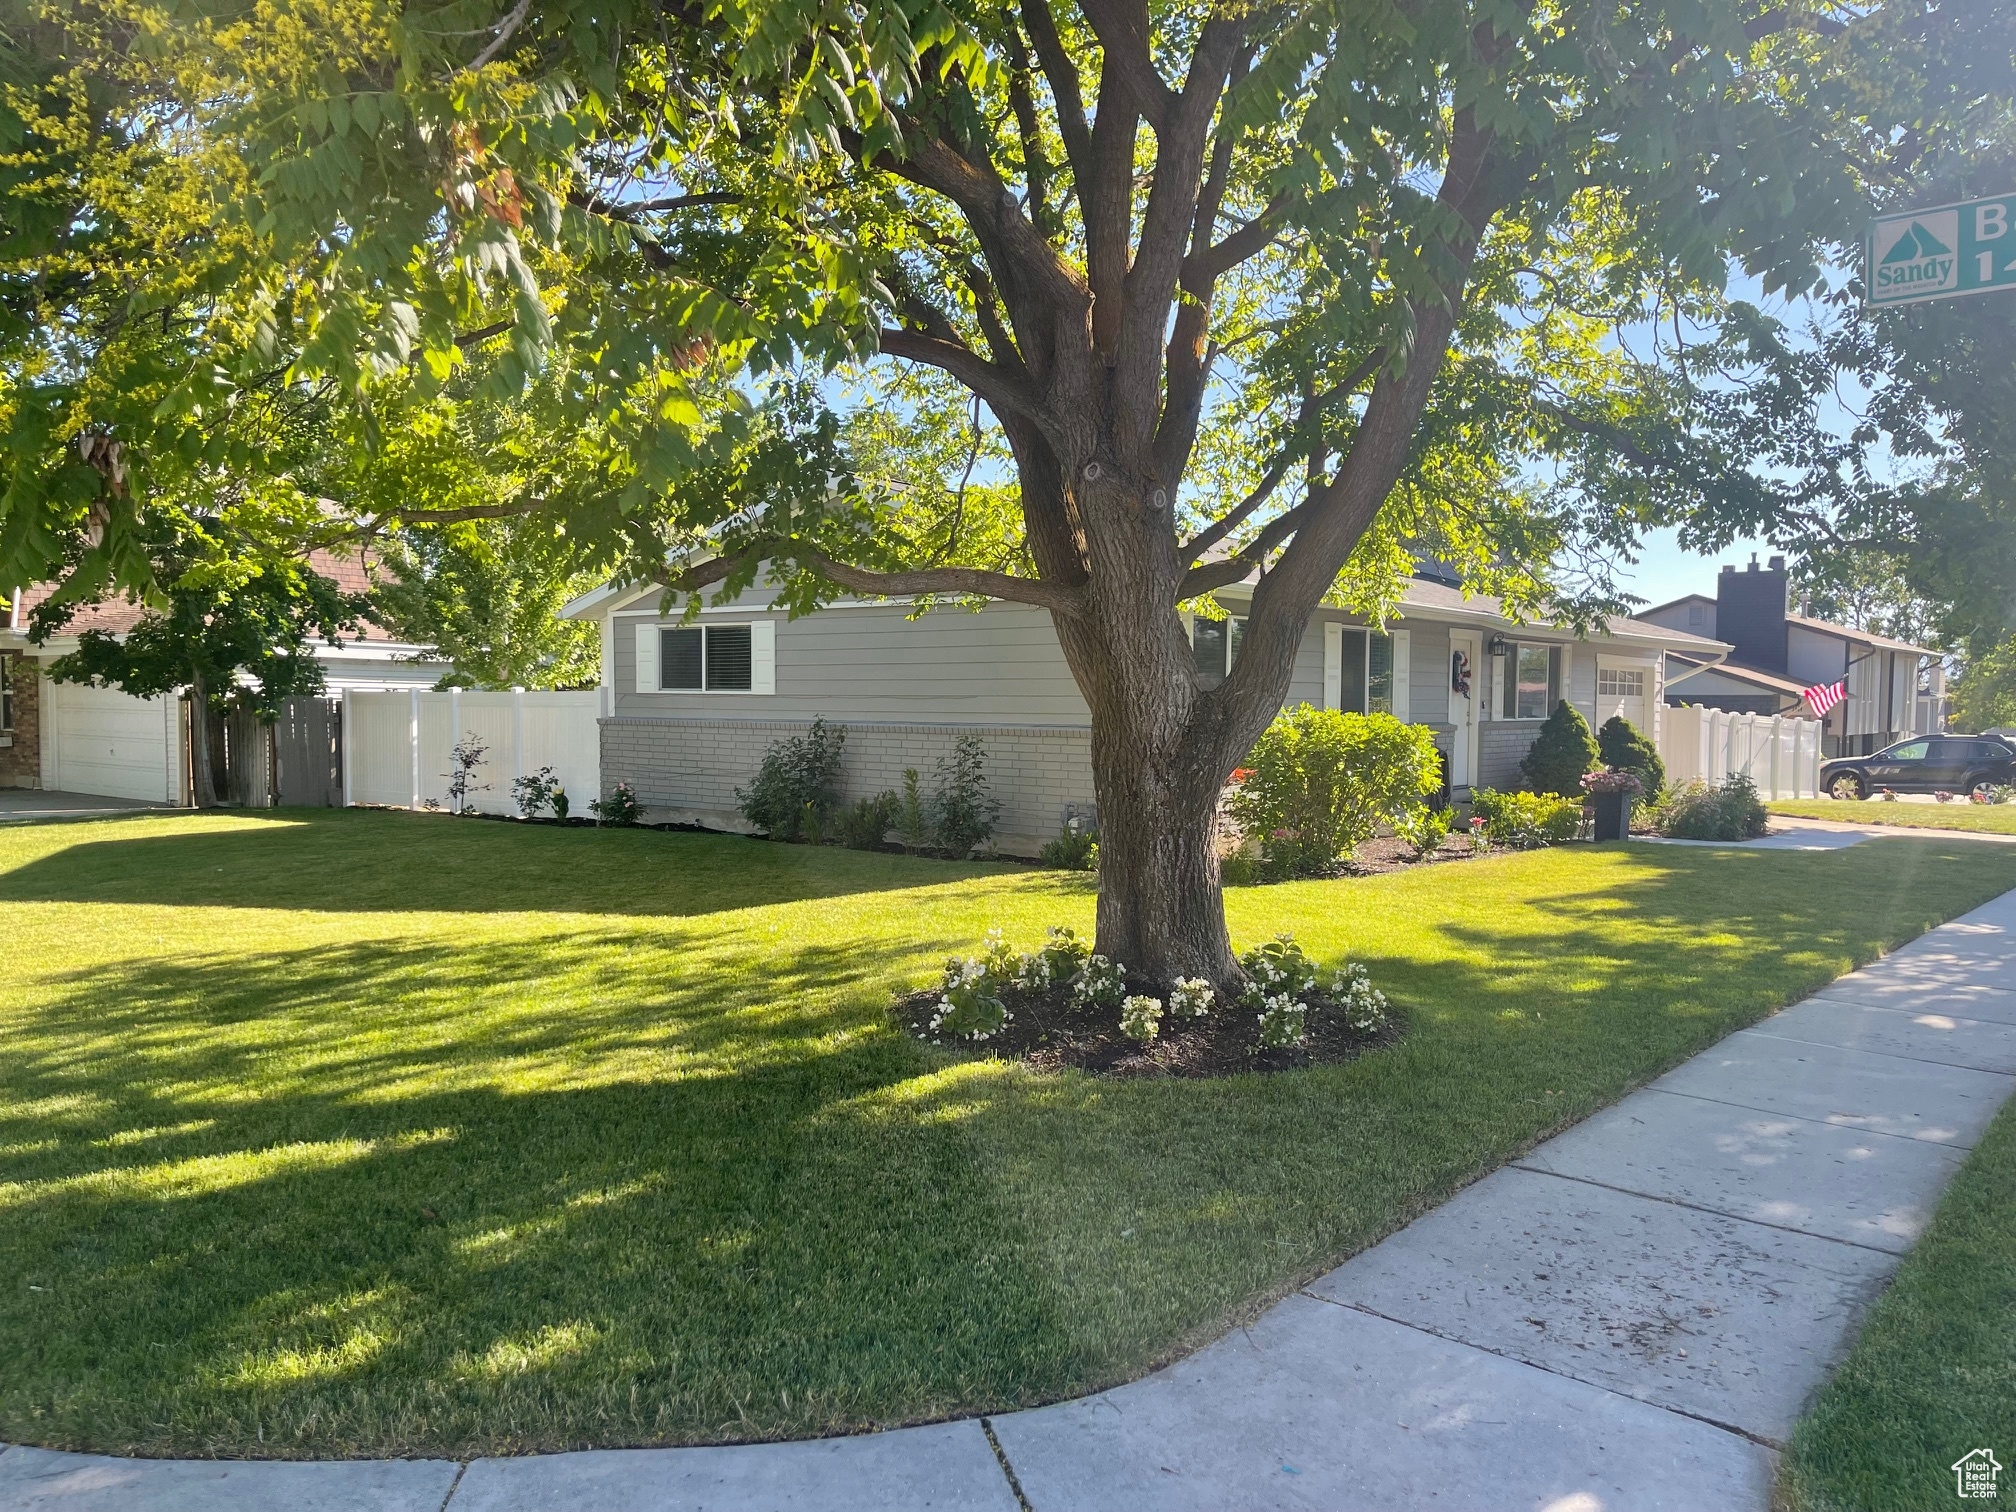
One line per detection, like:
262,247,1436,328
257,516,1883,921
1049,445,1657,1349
46,678,178,802
1594,659,1655,739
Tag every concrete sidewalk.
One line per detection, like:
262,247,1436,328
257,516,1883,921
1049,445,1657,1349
6,888,2013,1511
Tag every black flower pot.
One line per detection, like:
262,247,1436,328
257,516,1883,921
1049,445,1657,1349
1591,790,1635,841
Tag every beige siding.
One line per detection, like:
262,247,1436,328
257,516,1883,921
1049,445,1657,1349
614,600,1091,726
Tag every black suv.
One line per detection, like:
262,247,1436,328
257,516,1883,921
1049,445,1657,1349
1821,734,2016,800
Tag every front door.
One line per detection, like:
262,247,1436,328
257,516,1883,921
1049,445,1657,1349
1448,631,1481,790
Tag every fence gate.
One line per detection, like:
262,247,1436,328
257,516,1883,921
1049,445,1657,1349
274,695,343,806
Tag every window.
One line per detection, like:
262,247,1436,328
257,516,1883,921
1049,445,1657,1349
0,651,13,733
1597,667,1645,700
659,624,754,691
1885,740,1929,761
1191,616,1245,690
1501,643,1560,720
1368,633,1394,715
1687,603,1706,629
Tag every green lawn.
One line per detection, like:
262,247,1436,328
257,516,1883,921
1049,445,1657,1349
1772,798,2016,835
4,810,2015,1459
1777,1097,2016,1512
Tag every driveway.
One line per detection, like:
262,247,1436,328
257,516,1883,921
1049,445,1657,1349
0,790,176,823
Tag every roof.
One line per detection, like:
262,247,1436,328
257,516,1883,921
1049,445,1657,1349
1666,655,1809,698
1364,577,1733,653
1639,593,1717,618
1784,613,1940,659
8,548,407,644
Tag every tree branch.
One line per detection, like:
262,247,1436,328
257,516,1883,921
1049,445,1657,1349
1019,0,1093,193
1077,0,1175,128
877,327,1054,434
1180,450,1297,562
568,189,741,220
795,551,1088,617
466,0,533,71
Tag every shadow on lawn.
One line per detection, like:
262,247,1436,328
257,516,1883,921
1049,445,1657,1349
0,807,1047,919
0,928,1077,1457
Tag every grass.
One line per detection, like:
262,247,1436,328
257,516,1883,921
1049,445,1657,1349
3,809,2015,1459
1772,798,2016,835
1776,1097,2016,1511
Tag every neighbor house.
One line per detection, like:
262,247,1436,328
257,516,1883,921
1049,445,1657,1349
0,549,446,803
562,563,1727,854
1638,555,1946,756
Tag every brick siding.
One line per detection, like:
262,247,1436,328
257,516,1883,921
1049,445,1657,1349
602,716,1096,855
0,659,39,789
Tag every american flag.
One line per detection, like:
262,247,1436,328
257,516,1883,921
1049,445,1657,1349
1804,679,1847,716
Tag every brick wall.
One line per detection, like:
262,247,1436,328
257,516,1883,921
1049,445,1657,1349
0,659,39,789
1478,722,1541,791
602,716,1097,855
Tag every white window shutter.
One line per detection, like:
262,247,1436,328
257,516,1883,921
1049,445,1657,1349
1558,644,1574,717
635,623,659,692
1391,629,1411,722
1322,623,1342,709
750,620,776,694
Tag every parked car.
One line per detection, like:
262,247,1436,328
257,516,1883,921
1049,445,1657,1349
1821,735,2016,800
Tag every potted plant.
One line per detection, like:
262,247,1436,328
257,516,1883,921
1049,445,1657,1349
1579,766,1645,841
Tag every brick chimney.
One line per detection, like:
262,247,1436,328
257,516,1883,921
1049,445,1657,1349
1716,553,1790,674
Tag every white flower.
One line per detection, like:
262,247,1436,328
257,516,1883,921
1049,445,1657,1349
1120,995,1164,1042
1169,977,1215,1019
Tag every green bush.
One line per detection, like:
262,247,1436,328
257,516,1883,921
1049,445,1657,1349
1229,706,1441,878
1470,789,1584,848
1520,701,1600,797
835,791,899,850
931,734,1002,857
738,718,846,841
1653,773,1769,841
1597,714,1665,803
1038,823,1099,871
1395,804,1456,859
588,781,643,826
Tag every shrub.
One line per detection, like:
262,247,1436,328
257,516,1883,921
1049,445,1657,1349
932,734,1002,857
928,956,1009,1041
589,781,644,826
1239,935,1319,999
1168,977,1215,1019
1653,773,1768,841
1071,954,1127,1010
894,769,933,853
1119,995,1164,1042
1218,851,1259,886
1395,804,1455,859
549,784,571,821
1470,789,1583,848
1520,701,1600,797
1329,962,1389,1032
511,765,561,819
738,718,846,842
1254,995,1307,1048
836,791,900,850
1229,706,1441,877
1597,714,1665,802
1041,925,1090,980
444,738,490,814
1039,821,1099,871
1579,766,1644,796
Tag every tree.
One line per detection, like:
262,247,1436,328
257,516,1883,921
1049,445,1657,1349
1951,639,2016,734
373,519,604,690
0,0,1882,986
1521,703,1601,798
32,533,369,807
1597,715,1666,803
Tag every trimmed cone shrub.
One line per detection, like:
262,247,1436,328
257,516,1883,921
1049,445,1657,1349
1520,700,1600,797
1597,714,1666,803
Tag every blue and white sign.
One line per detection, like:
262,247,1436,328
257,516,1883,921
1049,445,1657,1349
1866,194,2016,307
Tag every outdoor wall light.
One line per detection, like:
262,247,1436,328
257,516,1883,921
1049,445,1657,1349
1486,633,1511,657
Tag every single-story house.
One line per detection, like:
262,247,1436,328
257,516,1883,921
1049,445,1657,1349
562,564,1729,854
1,550,446,803
1638,556,1946,756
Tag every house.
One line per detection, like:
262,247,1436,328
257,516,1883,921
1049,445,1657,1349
0,550,446,803
1638,556,1946,756
562,564,1727,854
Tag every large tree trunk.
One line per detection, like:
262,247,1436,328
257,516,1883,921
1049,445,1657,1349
1088,708,1239,991
187,674,219,809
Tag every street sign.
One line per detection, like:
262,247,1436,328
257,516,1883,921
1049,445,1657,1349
1865,194,2016,308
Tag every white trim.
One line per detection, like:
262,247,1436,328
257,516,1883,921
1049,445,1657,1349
1390,628,1411,722
1322,623,1342,710
407,688,421,811
635,622,660,693
750,620,776,695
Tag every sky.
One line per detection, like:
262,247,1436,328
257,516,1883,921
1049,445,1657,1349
1612,527,1781,612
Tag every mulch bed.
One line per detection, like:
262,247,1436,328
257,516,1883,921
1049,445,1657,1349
894,978,1402,1079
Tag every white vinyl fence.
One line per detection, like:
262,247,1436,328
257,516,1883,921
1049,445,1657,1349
1659,705,1822,800
343,688,602,816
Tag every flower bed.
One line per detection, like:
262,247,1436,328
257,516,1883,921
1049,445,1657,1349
894,929,1401,1078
